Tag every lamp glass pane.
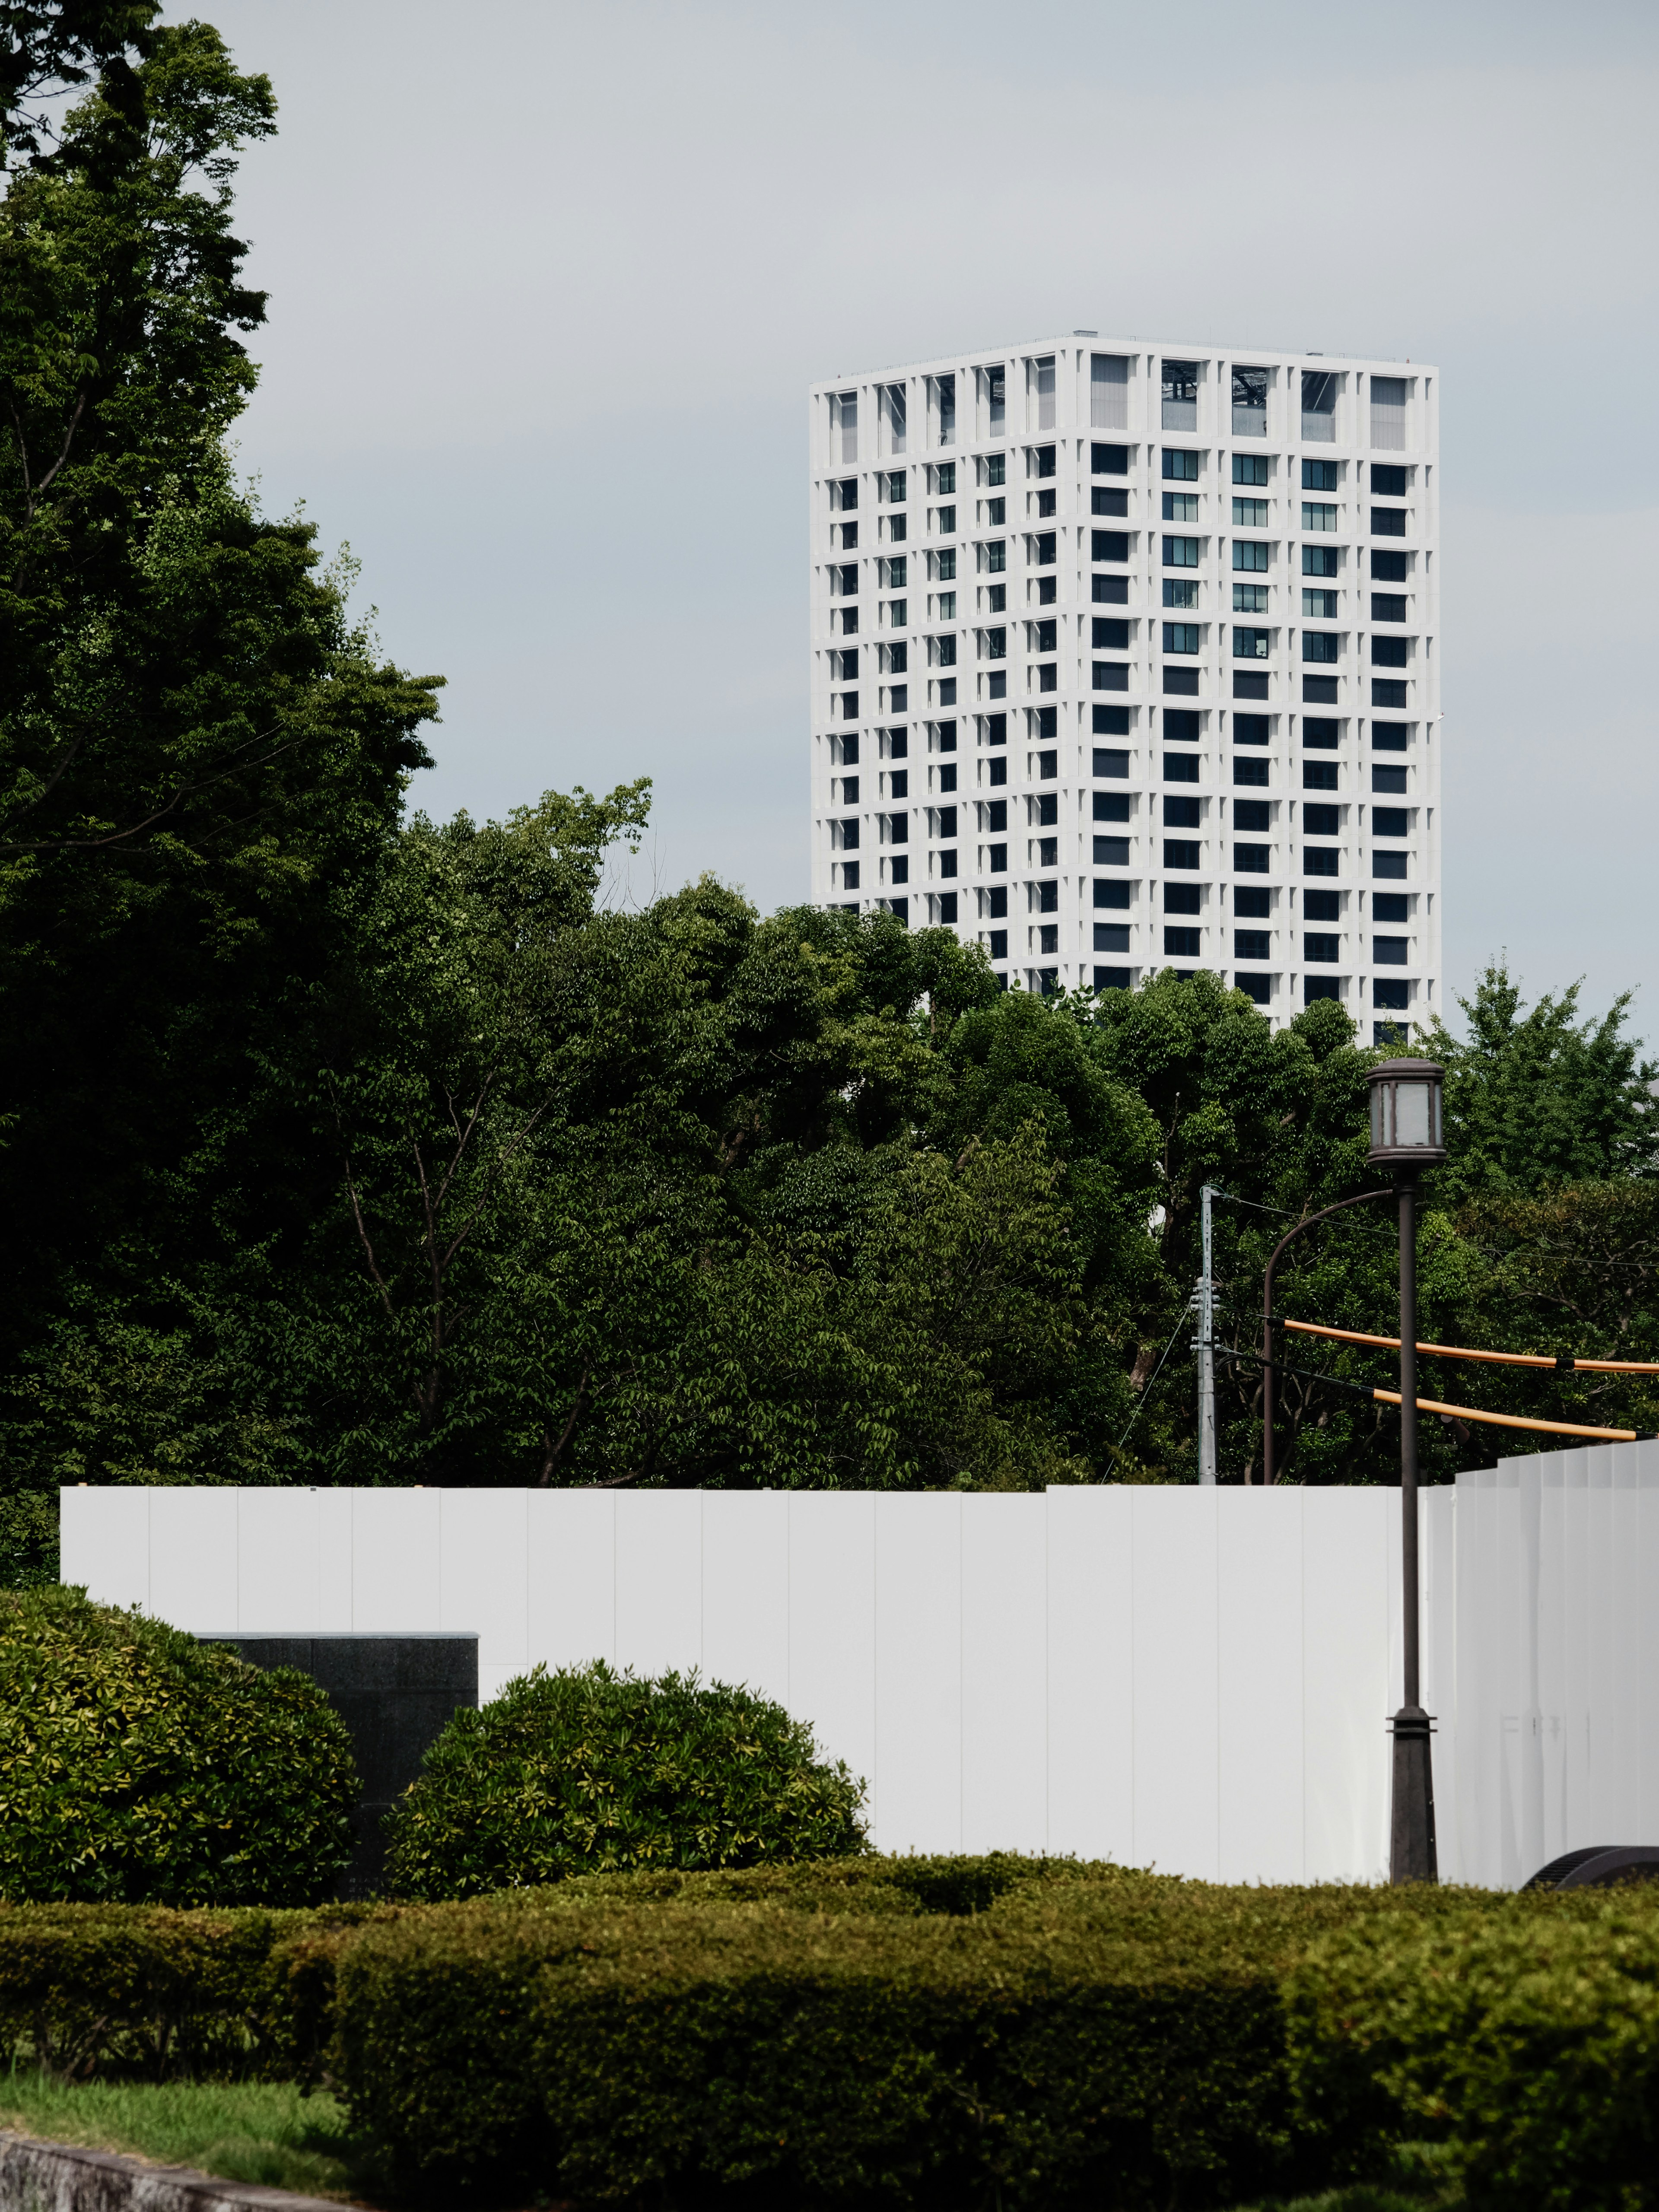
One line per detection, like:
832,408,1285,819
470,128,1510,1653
1394,1081,1432,1146
1370,1087,1386,1148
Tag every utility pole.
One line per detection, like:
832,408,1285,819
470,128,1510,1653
1196,1182,1217,1484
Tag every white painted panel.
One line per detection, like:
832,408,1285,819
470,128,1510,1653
701,1490,789,1703
873,1494,961,1855
351,1489,442,1630
237,1490,321,1633
1046,1486,1135,1864
149,1486,238,1631
1303,1487,1391,1885
788,1493,877,1825
1421,1486,1459,1879
1636,1444,1659,1844
615,1490,702,1678
60,1486,150,1611
1217,1488,1303,1883
480,1662,519,1707
1131,1488,1218,1881
318,1489,355,1631
527,1490,615,1672
440,1489,527,1675
961,1496,1046,1854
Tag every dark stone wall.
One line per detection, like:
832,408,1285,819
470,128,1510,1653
202,1634,478,1897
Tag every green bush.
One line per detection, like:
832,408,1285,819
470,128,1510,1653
0,1587,357,1906
330,1861,1491,2209
382,1660,868,1899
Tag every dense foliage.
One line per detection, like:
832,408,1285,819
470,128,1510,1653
5,6,1659,1565
383,1661,868,1898
0,1587,356,1904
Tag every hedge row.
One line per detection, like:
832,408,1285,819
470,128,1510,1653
9,1861,1659,2209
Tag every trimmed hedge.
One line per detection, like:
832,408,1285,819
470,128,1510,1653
12,1861,1659,2208
382,1660,867,1898
0,1587,357,1905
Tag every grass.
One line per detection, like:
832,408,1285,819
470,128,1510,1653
0,2071,388,2203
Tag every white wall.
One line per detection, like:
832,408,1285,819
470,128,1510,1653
58,1452,1659,1888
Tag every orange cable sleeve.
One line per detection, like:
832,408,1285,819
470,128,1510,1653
1371,1390,1640,1443
1284,1318,1659,1377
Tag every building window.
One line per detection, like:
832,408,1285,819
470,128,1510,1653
1093,574,1129,604
1162,490,1199,523
1373,891,1408,921
881,383,907,455
1093,617,1130,650
938,849,958,877
1303,589,1338,618
1037,922,1059,954
984,540,1006,572
1235,928,1270,960
1304,978,1340,1004
1163,753,1198,788
1304,802,1339,835
1373,807,1409,837
1304,675,1339,704
1304,847,1339,877
934,373,956,447
1372,636,1410,669
1095,964,1132,991
1374,976,1410,1011
1303,545,1338,578
1234,799,1271,833
1163,794,1201,827
985,498,1007,526
1036,880,1059,912
1037,792,1059,827
887,514,907,543
1162,361,1199,431
983,626,1006,660
1302,460,1338,492
1233,755,1268,786
1165,668,1200,695
1094,878,1131,909
1093,661,1128,691
833,390,858,464
1235,712,1270,744
1033,619,1058,653
1236,663,1271,697
1233,540,1269,573
984,798,1007,832
1093,792,1130,822
1303,632,1340,664
890,858,908,886
1033,532,1056,565
1032,356,1056,432
1374,935,1408,964
1230,364,1268,434
1162,450,1200,483
1233,626,1270,659
1091,530,1129,564
933,635,957,667
1164,839,1201,868
935,805,959,839
1370,377,1408,450
1236,973,1272,1005
1234,885,1270,916
840,861,859,889
988,842,1007,871
1301,367,1337,442
841,691,859,718
988,928,1007,960
1302,501,1338,532
1095,923,1130,953
1092,486,1128,516
1233,452,1269,488
1371,505,1407,537
1371,550,1408,585
1166,925,1201,956
1233,584,1268,613
1305,932,1340,963
1164,622,1200,654
1030,444,1056,482
840,606,860,636
1373,764,1407,795
1093,737,1130,767
1092,439,1129,474
1234,843,1269,873
1037,487,1057,518
1304,760,1338,791
1164,578,1198,608
1090,354,1130,430
1305,888,1339,921
1232,497,1269,527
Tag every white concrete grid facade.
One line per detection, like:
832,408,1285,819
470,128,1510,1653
808,336,1440,1037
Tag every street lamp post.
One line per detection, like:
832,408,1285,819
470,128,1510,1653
1367,1056,1447,1885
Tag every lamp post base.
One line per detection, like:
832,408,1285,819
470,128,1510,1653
1389,1705,1438,1884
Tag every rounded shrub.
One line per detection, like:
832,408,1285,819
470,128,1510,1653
384,1660,868,1899
0,1586,357,1905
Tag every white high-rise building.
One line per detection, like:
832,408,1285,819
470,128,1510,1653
808,337,1440,1041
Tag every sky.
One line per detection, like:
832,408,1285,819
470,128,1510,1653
175,0,1659,1031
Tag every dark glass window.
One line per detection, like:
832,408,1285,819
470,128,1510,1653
988,756,1007,786
1092,530,1129,562
1093,835,1129,866
1305,888,1340,920
1303,760,1338,790
1163,795,1202,827
1374,977,1410,1010
1036,706,1058,738
1092,486,1129,516
1164,883,1201,913
1163,536,1200,569
1234,713,1270,744
1234,799,1270,832
1303,632,1340,664
1166,710,1202,742
1037,879,1059,911
1236,973,1272,1006
1371,549,1409,582
1233,453,1269,486
1166,926,1201,956
1301,459,1338,491
985,799,1007,831
1372,464,1408,496
1035,619,1057,652
1164,753,1199,782
1163,622,1201,653
1370,506,1407,537
1093,617,1130,649
1092,744,1129,773
1095,965,1131,990
838,478,859,509
1373,807,1409,836
1304,717,1340,748
1373,893,1409,922
935,806,958,839
988,886,1007,917
1373,764,1407,794
1162,448,1200,480
1234,844,1270,873
1093,574,1129,604
1233,540,1269,572
1095,923,1130,951
989,928,1007,960
1305,933,1340,963
1037,487,1057,517
1038,793,1058,826
1093,791,1130,821
1303,544,1338,577
1372,594,1407,622
1304,848,1339,877
1233,755,1268,786
1236,928,1271,960
1372,636,1409,667
1039,923,1059,953
1374,936,1408,964
1233,627,1271,659
1373,850,1408,879
1094,880,1131,909
1164,839,1201,868
1234,885,1271,916
1305,803,1340,835
1092,442,1129,474
1034,444,1056,478
1034,532,1056,564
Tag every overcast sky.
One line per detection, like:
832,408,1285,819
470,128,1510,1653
182,0,1659,1032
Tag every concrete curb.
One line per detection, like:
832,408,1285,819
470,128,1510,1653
0,2133,353,2212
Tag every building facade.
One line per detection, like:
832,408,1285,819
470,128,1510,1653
808,336,1439,1039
